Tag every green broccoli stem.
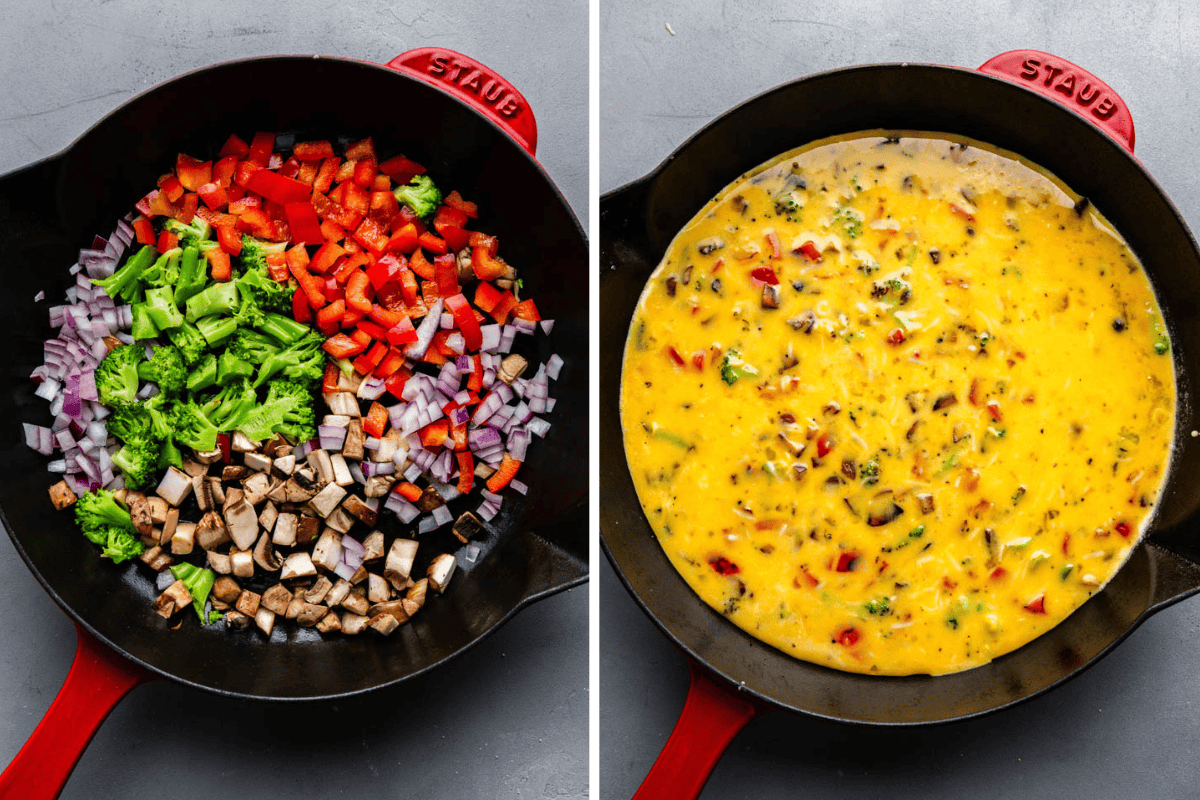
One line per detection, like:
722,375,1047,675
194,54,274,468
93,246,155,302
258,312,310,345
130,304,160,341
174,246,207,306
196,315,238,347
186,354,219,392
139,287,185,331
218,351,255,384
186,281,240,322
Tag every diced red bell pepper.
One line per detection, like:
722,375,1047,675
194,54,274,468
216,225,242,256
284,201,324,246
440,225,470,253
343,182,370,216
1024,595,1046,614
393,206,428,236
279,157,301,179
816,433,832,458
356,319,388,341
158,174,185,203
467,355,484,393
206,247,232,282
385,367,412,399
456,451,474,494
313,157,340,195
157,229,178,254
796,240,822,261
345,270,373,314
247,132,275,166
434,205,469,231
315,299,345,335
345,138,376,162
174,154,212,193
399,270,421,307
217,134,251,160
228,195,261,215
213,156,237,188
474,282,503,313
296,161,318,186
285,243,310,272
135,192,156,218
434,254,459,297
175,193,199,224
385,223,421,255
372,174,392,192
266,253,289,283
444,293,482,351
418,231,449,256
148,190,178,219
407,248,435,281
369,190,401,225
308,241,345,275
468,231,498,254
293,140,335,161
767,231,782,260
245,169,312,205
235,208,275,239
353,217,391,255
472,246,507,281
289,261,327,311
421,280,442,307
385,316,418,345
198,182,228,211
322,363,340,395
366,254,402,290
378,154,426,185
395,481,423,503
837,627,860,647
419,419,450,448
320,219,346,243
322,332,364,359
195,207,237,229
292,287,313,324
352,341,388,375
511,299,541,322
835,552,859,572
352,159,378,189
486,454,522,493
366,303,405,327
749,266,779,285
363,402,388,438
444,190,478,218
233,160,264,189
132,217,155,246
372,348,406,378
311,190,363,230
491,291,519,324
322,277,344,304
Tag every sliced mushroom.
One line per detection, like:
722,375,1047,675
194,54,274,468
146,496,169,525
342,419,365,461
309,449,335,485
324,506,355,534
272,513,298,547
128,494,153,536
296,602,328,628
284,595,306,620
340,586,370,616
427,553,457,593
242,472,271,506
153,580,192,619
363,475,395,498
207,550,232,575
384,539,419,589
933,393,958,411
761,284,780,309
222,485,243,510
867,490,904,527
261,435,288,458
224,610,251,631
139,545,174,572
325,578,352,608
230,548,255,579
212,576,242,604
308,483,347,518
304,576,334,604
369,599,410,624
207,476,225,505
225,500,259,550
261,584,294,615
349,565,369,585
192,474,213,512
361,531,386,562
415,486,445,513
195,511,230,550
342,495,378,527
368,572,391,604
259,500,279,533
314,610,341,634
407,578,428,609
327,391,360,417
281,552,317,581
271,454,297,478
235,589,261,617
372,429,404,463
170,520,196,555
254,607,276,636
329,453,354,487
917,493,935,514
253,533,284,572
193,447,223,465
296,515,320,546
160,507,180,545
47,480,77,510
341,612,370,635
311,530,344,572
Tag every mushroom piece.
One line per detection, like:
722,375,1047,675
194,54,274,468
235,589,261,617
918,493,936,514
243,452,272,473
498,354,528,385
242,472,272,506
261,435,288,458
368,572,391,604
282,477,318,503
128,494,153,536
192,475,213,512
212,576,242,604
224,610,251,631
272,513,298,547
324,506,355,534
253,532,284,572
415,486,445,513
372,429,404,463
325,578,352,608
341,613,370,635
207,476,225,505
285,595,306,620
312,530,344,572
309,449,335,484
427,553,457,593
342,419,365,461
222,485,243,510
160,507,180,545
281,552,318,581
153,580,192,619
207,550,232,575
407,579,428,609
271,454,297,478
867,490,904,527
139,545,174,572
327,392,360,417
362,475,395,498
195,511,230,550
48,480,78,510
230,548,255,579
146,496,169,525
224,499,260,550
304,576,334,604
180,458,208,478
384,539,420,590
296,515,320,545
361,531,386,562
451,512,484,544
308,483,347,518
761,284,780,309
329,453,354,487
315,611,342,634
254,607,276,636
230,431,257,453
368,613,400,636
259,500,279,532
170,520,196,555
296,603,328,628
342,495,378,527
193,447,223,465
261,584,294,615
349,565,369,586
340,586,370,616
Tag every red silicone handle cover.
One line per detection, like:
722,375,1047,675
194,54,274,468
978,50,1135,153
0,625,155,800
633,661,772,800
386,48,537,157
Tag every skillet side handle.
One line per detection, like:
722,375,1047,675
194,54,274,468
385,48,537,157
977,50,1134,153
633,662,772,800
0,625,155,800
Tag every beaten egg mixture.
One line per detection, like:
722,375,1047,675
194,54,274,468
620,132,1175,675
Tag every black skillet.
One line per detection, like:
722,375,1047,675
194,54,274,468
600,50,1200,798
0,51,588,799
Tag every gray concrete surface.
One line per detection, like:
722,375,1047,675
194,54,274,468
601,1,1200,798
0,2,588,799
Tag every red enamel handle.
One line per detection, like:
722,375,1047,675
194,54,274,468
978,50,1135,153
633,661,773,800
385,48,538,157
0,625,155,800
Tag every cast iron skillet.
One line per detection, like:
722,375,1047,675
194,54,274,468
601,50,1200,798
0,51,587,799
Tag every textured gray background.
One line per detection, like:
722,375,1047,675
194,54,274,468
0,2,588,799
602,1,1200,798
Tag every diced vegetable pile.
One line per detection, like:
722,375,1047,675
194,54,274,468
27,133,563,636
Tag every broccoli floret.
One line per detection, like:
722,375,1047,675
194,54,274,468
238,265,294,315
137,286,185,332
393,174,441,220
253,331,326,388
102,527,145,564
171,399,219,452
231,287,266,330
186,353,219,392
92,246,156,304
162,217,212,249
185,281,239,322
239,235,288,272
718,349,758,386
167,319,209,366
139,248,182,290
201,379,257,432
217,351,255,384
105,403,156,444
75,489,143,561
169,562,219,625
228,329,280,365
157,434,183,470
250,380,317,443
112,439,160,490
130,304,160,341
174,246,208,307
94,344,144,406
137,345,187,394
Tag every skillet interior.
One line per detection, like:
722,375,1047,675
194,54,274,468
600,62,1200,724
0,55,588,700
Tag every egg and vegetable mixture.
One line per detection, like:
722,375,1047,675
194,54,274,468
620,132,1175,675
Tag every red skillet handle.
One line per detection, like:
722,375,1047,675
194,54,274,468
385,48,537,157
633,661,773,800
0,625,155,800
978,50,1135,153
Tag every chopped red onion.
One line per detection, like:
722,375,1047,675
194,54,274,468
540,319,555,334
318,426,347,450
469,427,502,451
431,504,452,528
362,461,394,477
529,397,547,415
480,324,501,352
405,299,444,360
446,332,465,355
358,376,387,400
510,478,529,495
417,516,437,534
403,462,423,482
440,312,455,329
333,561,357,580
478,502,498,522
35,378,61,402
47,459,67,474
508,429,530,462
449,406,470,426
546,354,564,380
528,418,552,438
349,461,366,485
512,318,537,334
481,489,504,505
456,354,473,371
